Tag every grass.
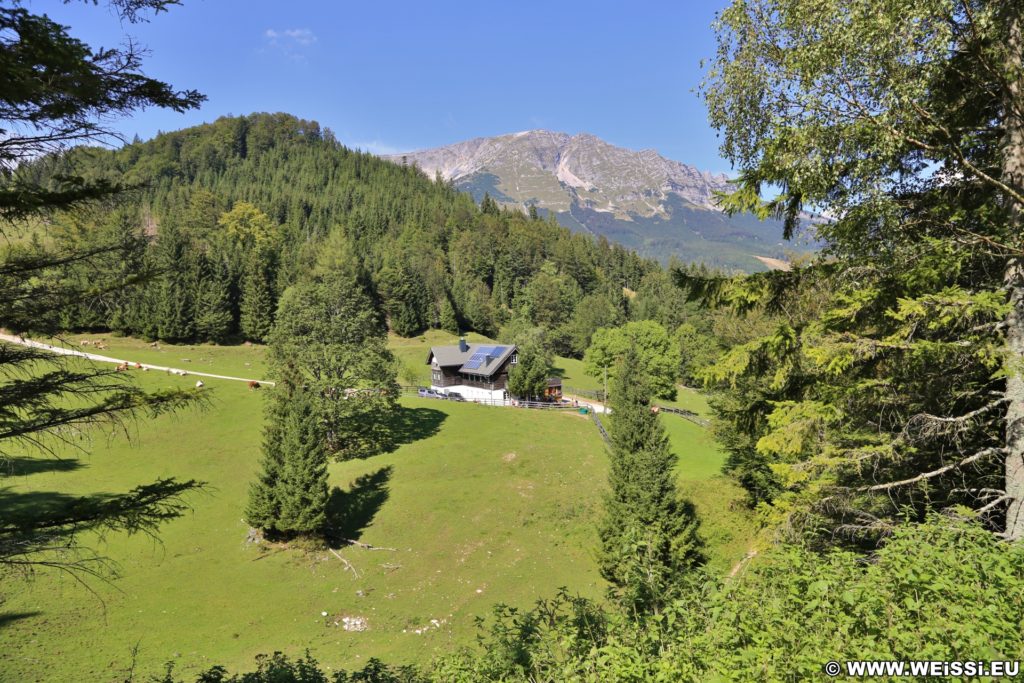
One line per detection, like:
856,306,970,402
44,333,270,380
661,387,713,418
0,343,611,681
0,334,754,680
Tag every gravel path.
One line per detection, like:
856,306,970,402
0,333,275,386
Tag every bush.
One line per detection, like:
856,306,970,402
436,514,1024,681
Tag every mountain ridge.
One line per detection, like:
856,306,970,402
382,130,812,271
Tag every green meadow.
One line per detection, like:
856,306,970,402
0,336,751,681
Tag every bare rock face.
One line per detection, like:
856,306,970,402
381,130,815,271
382,130,731,219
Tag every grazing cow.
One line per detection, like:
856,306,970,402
134,362,142,369
248,381,261,391
115,362,128,372
195,380,204,389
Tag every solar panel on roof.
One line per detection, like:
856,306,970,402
462,345,509,371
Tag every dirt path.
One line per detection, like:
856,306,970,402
0,333,275,386
562,392,610,414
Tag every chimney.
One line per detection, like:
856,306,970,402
458,337,468,352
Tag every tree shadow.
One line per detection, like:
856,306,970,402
1,456,85,478
0,488,86,528
324,466,392,546
0,612,41,630
381,406,446,452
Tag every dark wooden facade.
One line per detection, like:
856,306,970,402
431,364,510,391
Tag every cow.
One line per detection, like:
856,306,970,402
248,381,261,391
134,362,143,369
195,380,204,389
115,362,128,372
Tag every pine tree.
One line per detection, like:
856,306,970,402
598,347,704,614
377,258,430,337
240,253,274,342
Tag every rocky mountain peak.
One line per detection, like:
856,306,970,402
379,130,810,271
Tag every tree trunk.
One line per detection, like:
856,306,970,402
1003,4,1024,541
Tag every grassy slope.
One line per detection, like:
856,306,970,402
0,334,752,681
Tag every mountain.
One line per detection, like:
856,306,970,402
383,130,815,271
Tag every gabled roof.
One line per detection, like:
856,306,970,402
428,343,517,378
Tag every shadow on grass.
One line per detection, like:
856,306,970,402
325,466,392,546
382,405,447,452
0,611,41,630
0,488,85,528
1,457,85,477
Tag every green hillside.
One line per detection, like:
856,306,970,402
0,338,748,681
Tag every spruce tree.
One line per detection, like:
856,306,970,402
439,295,460,334
246,385,328,537
274,386,329,535
194,262,233,343
244,392,287,533
0,0,205,573
155,221,197,341
598,347,704,614
697,0,1024,543
239,253,274,342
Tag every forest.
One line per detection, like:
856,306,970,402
21,111,704,357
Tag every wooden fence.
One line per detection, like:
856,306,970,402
654,404,711,428
401,386,583,411
565,386,711,428
565,386,606,402
590,410,610,445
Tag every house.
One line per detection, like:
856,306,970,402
544,377,563,400
426,339,517,402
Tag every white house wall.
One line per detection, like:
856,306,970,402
430,383,508,403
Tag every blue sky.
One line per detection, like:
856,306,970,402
37,0,732,173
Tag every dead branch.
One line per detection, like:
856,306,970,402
328,548,360,578
978,495,1012,515
342,539,396,551
902,399,1009,443
859,447,1006,493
